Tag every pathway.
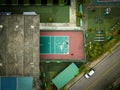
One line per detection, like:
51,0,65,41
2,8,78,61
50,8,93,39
64,41,120,90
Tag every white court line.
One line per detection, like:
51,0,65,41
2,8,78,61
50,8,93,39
54,36,56,54
16,77,18,90
68,36,69,54
50,36,51,54
57,36,69,54
40,36,69,54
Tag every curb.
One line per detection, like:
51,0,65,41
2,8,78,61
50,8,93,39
64,41,120,90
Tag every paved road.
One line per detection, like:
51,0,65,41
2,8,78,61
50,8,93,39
68,45,120,90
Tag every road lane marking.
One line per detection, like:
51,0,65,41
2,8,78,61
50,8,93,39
85,59,120,90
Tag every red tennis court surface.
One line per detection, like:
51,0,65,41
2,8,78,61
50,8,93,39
40,31,84,60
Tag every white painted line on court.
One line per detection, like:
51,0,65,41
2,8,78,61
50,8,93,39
16,77,18,90
67,36,69,54
40,36,69,54
54,36,56,54
50,36,51,54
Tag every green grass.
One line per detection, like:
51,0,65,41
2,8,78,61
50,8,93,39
35,0,41,5
24,0,30,6
88,8,104,29
0,6,69,23
87,7,120,61
87,7,120,42
88,7,120,29
59,0,64,6
79,64,86,73
76,0,80,26
41,62,71,86
12,0,18,5
39,6,69,23
0,0,6,5
47,0,53,6
104,35,120,51
86,31,95,42
85,0,91,3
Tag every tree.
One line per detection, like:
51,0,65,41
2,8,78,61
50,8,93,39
87,28,93,32
77,12,84,19
87,42,103,59
77,0,85,4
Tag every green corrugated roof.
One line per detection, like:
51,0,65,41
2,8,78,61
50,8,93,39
52,63,79,89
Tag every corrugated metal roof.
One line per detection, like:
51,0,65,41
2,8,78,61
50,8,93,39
52,63,79,89
0,77,32,90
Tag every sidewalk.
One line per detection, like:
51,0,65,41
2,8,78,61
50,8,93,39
40,23,82,30
69,0,76,26
64,41,120,90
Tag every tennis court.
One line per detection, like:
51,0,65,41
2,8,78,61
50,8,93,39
40,36,69,54
40,31,84,60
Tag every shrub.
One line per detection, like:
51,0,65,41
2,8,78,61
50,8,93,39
48,17,54,22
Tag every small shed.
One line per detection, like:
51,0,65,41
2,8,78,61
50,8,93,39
52,63,79,89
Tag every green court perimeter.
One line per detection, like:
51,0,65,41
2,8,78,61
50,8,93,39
0,5,69,23
40,36,69,54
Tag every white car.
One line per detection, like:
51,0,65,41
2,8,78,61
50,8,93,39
84,68,95,79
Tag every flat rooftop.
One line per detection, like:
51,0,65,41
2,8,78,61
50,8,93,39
0,14,40,89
